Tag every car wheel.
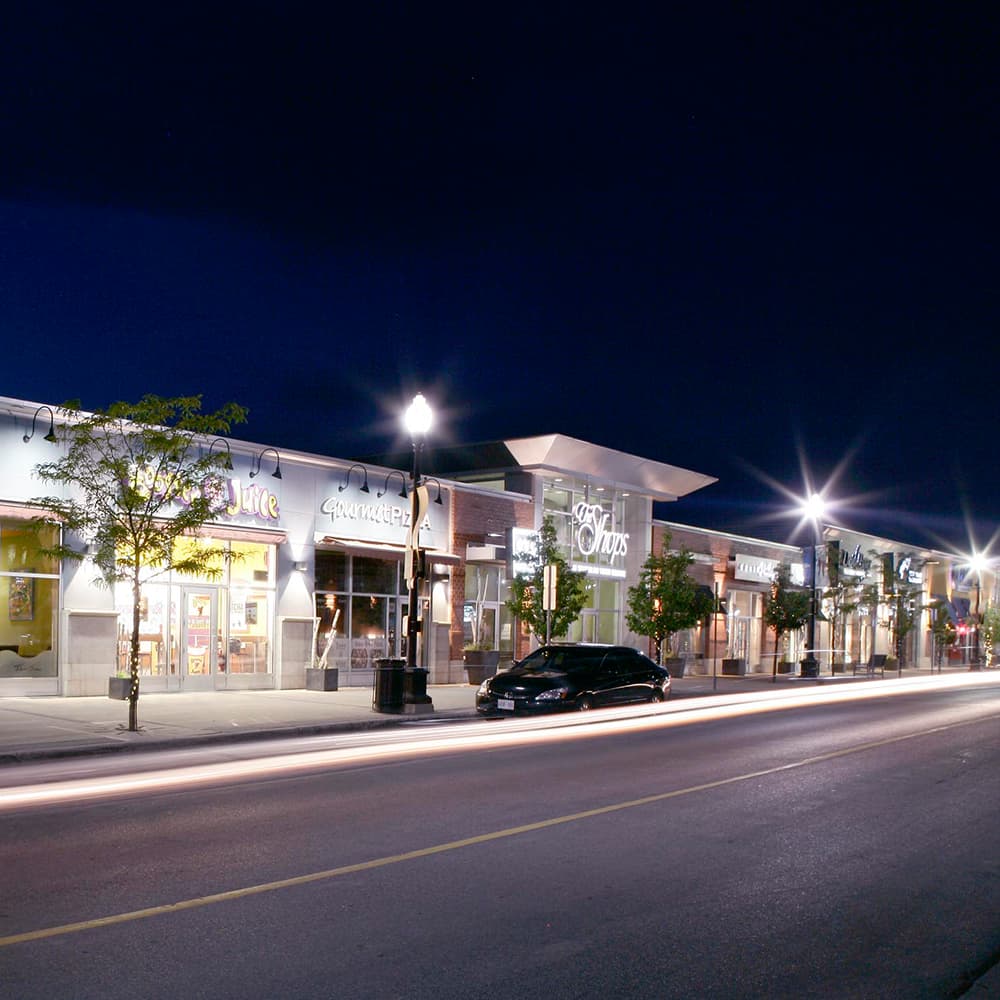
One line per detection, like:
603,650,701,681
576,694,595,712
649,687,665,703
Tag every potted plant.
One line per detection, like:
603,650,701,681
763,565,810,682
721,657,747,675
307,608,341,690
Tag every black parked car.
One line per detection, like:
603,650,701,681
476,644,670,715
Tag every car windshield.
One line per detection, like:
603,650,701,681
516,648,605,674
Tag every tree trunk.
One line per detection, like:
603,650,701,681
128,575,141,732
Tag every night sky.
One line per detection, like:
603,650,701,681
2,4,996,555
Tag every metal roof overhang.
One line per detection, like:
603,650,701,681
503,434,717,502
314,535,462,565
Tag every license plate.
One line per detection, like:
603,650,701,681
497,698,515,711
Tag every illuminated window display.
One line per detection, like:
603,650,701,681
114,538,275,690
0,520,59,678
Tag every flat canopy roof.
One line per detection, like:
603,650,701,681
408,433,717,503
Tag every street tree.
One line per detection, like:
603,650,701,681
505,516,589,642
30,395,248,731
626,534,714,664
763,563,810,679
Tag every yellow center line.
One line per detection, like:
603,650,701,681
1,713,994,948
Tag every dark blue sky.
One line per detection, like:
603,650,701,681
2,4,996,554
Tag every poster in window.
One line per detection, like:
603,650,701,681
9,576,34,621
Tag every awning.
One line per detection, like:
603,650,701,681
195,523,288,545
314,535,461,565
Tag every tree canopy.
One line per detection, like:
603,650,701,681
505,516,589,642
626,534,713,663
31,395,248,730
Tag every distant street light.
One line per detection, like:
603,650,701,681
800,493,826,679
968,552,987,670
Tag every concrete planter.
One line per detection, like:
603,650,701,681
306,667,339,691
664,657,686,679
108,677,131,700
464,649,500,686
721,657,747,676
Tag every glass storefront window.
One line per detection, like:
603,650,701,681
0,520,59,678
0,521,59,575
113,537,275,682
316,550,347,592
315,551,402,675
352,556,397,595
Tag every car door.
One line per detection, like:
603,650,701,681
612,649,654,704
593,651,634,705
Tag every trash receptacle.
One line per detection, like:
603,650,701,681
373,658,405,712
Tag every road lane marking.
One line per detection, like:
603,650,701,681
1,712,995,948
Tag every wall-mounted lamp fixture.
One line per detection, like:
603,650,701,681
378,469,408,499
422,476,446,506
249,447,282,480
339,463,370,494
208,437,234,471
22,405,58,444
293,561,308,573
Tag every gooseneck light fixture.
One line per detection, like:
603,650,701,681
22,405,58,444
249,447,282,480
378,469,409,500
208,437,234,471
339,464,371,494
422,475,446,506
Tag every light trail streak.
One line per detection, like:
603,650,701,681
0,673,995,812
0,708,996,949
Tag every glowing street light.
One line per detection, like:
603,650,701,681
967,551,989,670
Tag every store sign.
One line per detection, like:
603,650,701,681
318,479,447,548
895,555,922,585
733,554,778,583
839,543,870,579
572,502,628,559
508,527,538,578
138,466,281,523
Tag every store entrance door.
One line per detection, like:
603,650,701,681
181,587,217,691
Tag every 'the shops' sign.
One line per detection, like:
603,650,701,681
572,502,628,559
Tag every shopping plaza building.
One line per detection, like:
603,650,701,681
1,396,994,697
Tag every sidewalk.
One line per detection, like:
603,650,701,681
0,666,980,764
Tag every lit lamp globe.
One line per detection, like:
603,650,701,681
404,393,433,439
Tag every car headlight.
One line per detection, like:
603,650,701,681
477,679,491,696
535,687,570,701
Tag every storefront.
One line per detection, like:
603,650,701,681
312,466,457,686
2,396,987,694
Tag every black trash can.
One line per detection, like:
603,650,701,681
373,658,405,712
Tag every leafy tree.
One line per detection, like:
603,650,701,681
505,516,589,642
980,604,1000,667
30,395,248,731
763,564,810,679
626,534,714,664
927,599,956,669
823,580,861,672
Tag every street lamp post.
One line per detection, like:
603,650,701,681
403,393,434,711
800,493,825,679
969,553,986,671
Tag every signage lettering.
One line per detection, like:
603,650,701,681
572,502,628,560
136,466,280,522
319,496,430,530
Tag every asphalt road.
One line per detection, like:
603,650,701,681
2,680,998,999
